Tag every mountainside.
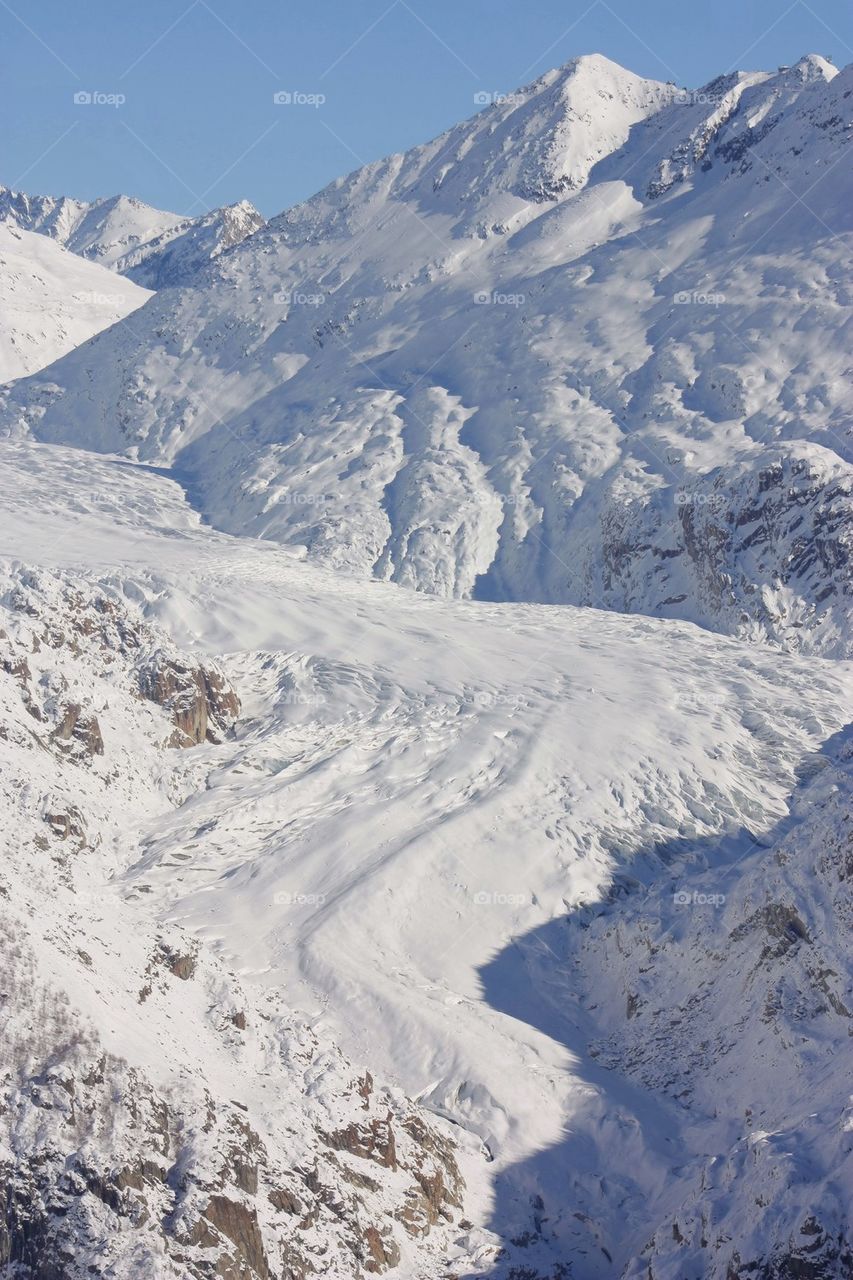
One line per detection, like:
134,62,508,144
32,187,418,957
0,187,264,288
0,224,150,381
2,53,851,652
115,199,265,288
0,189,182,265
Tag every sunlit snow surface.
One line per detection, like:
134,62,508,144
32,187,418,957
2,48,852,1277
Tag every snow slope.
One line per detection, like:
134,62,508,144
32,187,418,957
114,200,265,288
2,53,850,652
0,224,150,381
1,437,851,1277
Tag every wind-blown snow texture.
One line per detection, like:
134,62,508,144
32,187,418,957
3,53,851,653
1,50,853,1280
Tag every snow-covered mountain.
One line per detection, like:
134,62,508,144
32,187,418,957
2,52,850,653
2,50,853,1280
0,186,264,287
0,188,182,264
0,223,150,381
114,200,265,288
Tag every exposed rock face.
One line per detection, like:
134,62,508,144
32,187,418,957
575,447,853,657
0,567,239,754
138,653,240,747
194,1196,271,1279
50,702,104,755
362,1224,402,1272
0,1006,468,1279
325,1113,399,1169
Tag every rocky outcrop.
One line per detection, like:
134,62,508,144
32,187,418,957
0,568,239,755
50,701,104,756
324,1113,398,1169
139,654,240,747
572,447,853,657
728,1222,853,1280
0,1009,467,1280
190,1196,271,1279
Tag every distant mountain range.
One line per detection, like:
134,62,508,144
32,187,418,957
0,185,264,286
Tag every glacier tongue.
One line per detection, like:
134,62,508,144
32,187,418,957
1,437,852,1278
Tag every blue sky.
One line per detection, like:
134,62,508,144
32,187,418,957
3,0,852,217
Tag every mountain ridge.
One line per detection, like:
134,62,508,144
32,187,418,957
0,222,150,380
0,185,265,288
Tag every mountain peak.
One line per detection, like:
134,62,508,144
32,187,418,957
546,49,652,85
1,184,265,287
275,53,674,242
787,51,837,80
